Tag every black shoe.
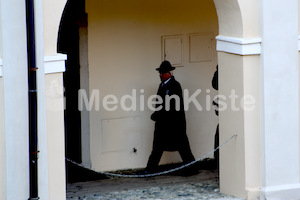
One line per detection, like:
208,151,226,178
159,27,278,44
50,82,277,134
180,169,199,177
137,170,148,175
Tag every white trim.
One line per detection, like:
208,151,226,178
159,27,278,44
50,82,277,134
216,35,262,55
261,183,300,199
0,55,67,77
44,54,67,74
263,183,300,193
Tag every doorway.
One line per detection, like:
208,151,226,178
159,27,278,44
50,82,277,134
58,0,219,179
57,0,91,182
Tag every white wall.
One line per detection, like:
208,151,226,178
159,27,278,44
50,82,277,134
0,77,4,200
86,0,219,171
1,0,29,199
0,0,2,59
261,0,300,198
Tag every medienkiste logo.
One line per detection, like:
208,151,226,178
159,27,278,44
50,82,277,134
78,89,256,112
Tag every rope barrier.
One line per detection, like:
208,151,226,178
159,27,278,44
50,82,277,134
66,134,237,178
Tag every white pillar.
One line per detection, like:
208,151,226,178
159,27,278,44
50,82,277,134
261,0,300,198
35,0,50,199
1,0,29,199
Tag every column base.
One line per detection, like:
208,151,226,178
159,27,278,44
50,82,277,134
246,187,260,200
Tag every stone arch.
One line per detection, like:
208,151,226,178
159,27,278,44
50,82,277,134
214,0,260,38
43,0,67,56
56,0,256,198
214,0,243,37
213,0,261,199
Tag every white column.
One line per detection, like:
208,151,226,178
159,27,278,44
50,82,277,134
34,0,50,199
216,37,262,198
261,0,300,198
1,0,29,199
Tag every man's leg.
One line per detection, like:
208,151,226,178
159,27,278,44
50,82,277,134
178,147,198,175
214,124,219,169
146,148,163,172
178,147,195,163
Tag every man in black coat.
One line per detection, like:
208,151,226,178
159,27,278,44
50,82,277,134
212,65,219,169
145,61,196,173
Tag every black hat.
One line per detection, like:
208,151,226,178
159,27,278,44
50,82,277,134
156,61,176,73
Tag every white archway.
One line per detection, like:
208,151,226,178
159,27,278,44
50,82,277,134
55,0,300,199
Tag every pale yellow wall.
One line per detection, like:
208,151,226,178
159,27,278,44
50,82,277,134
238,0,260,38
214,0,259,38
214,0,243,38
243,55,261,198
218,52,246,197
43,0,67,56
218,53,261,199
86,0,219,171
45,73,66,200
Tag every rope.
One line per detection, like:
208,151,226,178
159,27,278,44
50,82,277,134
66,134,237,178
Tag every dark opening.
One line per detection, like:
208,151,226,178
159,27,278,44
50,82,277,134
58,0,86,164
58,0,108,183
58,0,85,182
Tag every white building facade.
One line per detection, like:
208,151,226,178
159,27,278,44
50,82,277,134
0,0,300,199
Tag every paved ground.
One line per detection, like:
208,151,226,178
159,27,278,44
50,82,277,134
66,170,245,200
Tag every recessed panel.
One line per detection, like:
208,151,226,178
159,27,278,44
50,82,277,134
101,117,142,153
162,35,183,66
189,33,214,63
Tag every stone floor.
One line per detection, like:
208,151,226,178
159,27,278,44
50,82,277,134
66,170,245,200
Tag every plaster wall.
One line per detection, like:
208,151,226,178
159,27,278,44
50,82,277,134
298,0,300,182
299,50,300,181
0,78,4,200
34,0,52,199
216,53,260,200
0,1,2,59
243,55,261,198
1,0,29,199
299,0,300,34
218,52,246,198
213,0,242,38
0,4,3,198
238,0,259,38
214,0,259,38
43,0,67,56
45,73,66,200
214,0,262,198
259,0,300,199
86,0,219,171
261,0,299,188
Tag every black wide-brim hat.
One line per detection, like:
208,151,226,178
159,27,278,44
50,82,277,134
156,60,176,73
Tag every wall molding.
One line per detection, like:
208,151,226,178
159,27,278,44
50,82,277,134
44,54,67,74
261,183,300,200
0,54,66,77
216,35,262,55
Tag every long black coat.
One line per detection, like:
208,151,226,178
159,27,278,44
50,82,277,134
151,76,191,151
